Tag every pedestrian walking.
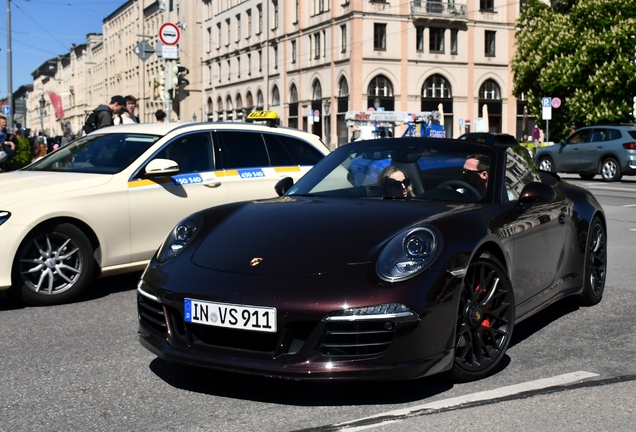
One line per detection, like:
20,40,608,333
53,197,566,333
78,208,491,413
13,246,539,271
83,95,128,133
155,109,167,123
115,95,140,124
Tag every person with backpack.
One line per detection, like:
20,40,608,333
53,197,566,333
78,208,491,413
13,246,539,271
83,95,128,134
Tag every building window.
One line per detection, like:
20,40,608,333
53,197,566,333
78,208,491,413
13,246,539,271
207,27,212,52
208,64,212,85
272,85,280,106
273,44,278,69
226,19,230,46
237,56,241,78
295,0,299,23
416,26,424,52
479,79,501,99
218,62,222,83
216,23,221,50
272,0,278,30
314,32,321,59
257,4,262,34
318,0,325,13
373,23,386,51
422,74,452,98
480,0,494,12
247,53,251,76
485,30,496,57
247,10,252,38
227,60,231,81
429,28,444,53
450,29,458,54
291,40,297,64
236,14,241,41
341,25,347,53
258,50,262,72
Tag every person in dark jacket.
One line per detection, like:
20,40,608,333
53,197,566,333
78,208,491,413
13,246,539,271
90,95,129,130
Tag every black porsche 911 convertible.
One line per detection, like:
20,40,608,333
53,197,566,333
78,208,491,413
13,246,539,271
137,137,606,382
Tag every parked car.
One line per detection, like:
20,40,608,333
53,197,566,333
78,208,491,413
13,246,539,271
0,119,328,305
138,137,606,382
534,124,636,181
458,132,519,146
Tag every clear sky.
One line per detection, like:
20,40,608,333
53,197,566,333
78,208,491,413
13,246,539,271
0,0,128,96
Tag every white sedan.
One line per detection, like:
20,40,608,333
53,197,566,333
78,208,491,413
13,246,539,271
0,120,328,305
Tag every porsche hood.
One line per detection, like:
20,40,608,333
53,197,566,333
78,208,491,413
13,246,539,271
191,197,464,276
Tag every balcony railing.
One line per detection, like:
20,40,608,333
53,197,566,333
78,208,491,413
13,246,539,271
411,1,467,19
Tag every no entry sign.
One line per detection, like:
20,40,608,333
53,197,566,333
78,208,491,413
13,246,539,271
159,22,180,46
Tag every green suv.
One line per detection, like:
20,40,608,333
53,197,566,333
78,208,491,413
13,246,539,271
534,124,636,181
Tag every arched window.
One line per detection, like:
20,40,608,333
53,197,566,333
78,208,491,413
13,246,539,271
422,74,452,99
236,93,244,121
421,74,454,137
312,80,322,101
217,97,224,121
367,75,394,111
226,95,234,121
207,97,213,121
272,85,280,106
256,90,264,109
479,79,501,100
338,77,349,97
289,84,299,127
246,91,254,110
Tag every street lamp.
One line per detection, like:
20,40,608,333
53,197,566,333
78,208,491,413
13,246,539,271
39,96,46,133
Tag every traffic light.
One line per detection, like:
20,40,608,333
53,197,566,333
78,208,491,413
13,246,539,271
150,77,160,100
176,64,189,87
157,77,166,101
165,61,179,91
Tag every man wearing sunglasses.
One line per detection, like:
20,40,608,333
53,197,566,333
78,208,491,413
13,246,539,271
461,154,490,199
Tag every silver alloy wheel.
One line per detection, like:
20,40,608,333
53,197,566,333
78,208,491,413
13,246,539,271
19,232,84,295
538,157,552,172
601,159,618,181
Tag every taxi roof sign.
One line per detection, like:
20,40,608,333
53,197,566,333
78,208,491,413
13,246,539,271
246,110,279,126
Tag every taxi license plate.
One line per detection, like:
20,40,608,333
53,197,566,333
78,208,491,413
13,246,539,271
184,299,277,333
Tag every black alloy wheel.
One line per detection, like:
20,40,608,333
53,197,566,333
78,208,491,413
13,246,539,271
450,253,515,382
578,216,606,306
13,223,95,306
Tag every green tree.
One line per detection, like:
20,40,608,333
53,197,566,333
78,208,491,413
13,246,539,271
512,0,636,140
8,136,33,170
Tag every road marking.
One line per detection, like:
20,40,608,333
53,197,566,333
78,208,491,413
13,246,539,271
624,204,636,208
333,371,599,430
585,185,636,192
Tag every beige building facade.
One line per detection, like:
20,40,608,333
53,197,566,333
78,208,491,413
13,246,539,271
25,0,528,147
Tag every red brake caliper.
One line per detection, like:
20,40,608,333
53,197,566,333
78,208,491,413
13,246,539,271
475,284,491,328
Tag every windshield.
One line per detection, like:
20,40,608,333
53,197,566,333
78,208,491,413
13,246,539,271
25,133,162,174
287,138,497,204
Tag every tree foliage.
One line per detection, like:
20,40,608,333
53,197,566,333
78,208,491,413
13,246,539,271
512,0,636,139
8,137,33,170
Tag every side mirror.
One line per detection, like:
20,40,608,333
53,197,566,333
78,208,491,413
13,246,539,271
559,139,566,146
517,181,556,206
144,158,179,177
275,177,294,197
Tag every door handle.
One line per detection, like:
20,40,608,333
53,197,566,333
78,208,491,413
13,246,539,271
203,182,222,188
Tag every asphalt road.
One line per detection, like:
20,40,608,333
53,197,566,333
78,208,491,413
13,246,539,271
1,174,635,432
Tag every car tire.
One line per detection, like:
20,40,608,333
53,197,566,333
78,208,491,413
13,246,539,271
13,223,95,306
449,253,515,382
537,156,554,173
579,173,595,180
600,157,622,182
577,216,606,306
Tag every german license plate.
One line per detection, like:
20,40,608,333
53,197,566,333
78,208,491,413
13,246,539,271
184,299,277,333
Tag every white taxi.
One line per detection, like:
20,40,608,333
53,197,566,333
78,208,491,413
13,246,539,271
0,116,328,305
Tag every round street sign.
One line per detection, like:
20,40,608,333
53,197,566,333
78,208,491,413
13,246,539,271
551,97,562,109
159,22,180,46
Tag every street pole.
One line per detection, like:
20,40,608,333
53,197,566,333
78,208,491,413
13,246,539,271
6,0,13,130
164,3,172,120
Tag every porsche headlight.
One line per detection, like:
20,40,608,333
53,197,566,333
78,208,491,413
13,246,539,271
156,214,202,263
376,227,440,282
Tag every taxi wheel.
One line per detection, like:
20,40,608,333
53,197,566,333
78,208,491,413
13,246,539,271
449,253,515,382
13,223,95,306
